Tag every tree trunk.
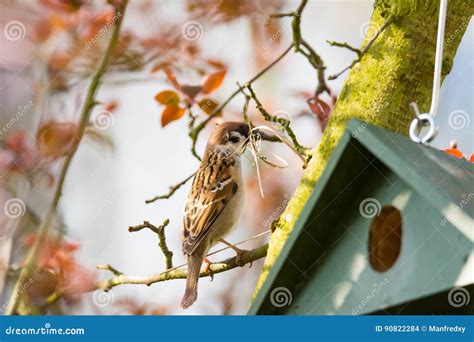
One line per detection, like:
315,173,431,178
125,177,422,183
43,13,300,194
253,0,473,298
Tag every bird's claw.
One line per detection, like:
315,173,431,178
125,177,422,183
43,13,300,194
235,248,250,267
203,258,214,281
218,239,249,267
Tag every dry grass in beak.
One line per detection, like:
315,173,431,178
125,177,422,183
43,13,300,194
244,124,307,199
251,126,308,167
248,129,265,198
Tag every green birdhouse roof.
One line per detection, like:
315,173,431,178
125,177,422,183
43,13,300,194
249,118,473,314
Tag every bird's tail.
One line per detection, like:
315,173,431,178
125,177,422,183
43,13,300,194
181,254,202,309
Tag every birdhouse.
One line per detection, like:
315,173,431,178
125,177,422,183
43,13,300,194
250,119,473,315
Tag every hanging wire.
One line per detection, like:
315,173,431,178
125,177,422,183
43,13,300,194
409,0,448,144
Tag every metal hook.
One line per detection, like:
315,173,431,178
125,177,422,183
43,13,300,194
409,113,437,143
409,0,448,144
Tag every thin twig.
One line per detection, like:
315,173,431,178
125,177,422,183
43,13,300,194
145,173,195,204
326,40,362,57
188,44,294,160
300,39,330,97
291,0,308,51
96,264,123,276
329,19,391,80
128,219,173,269
269,12,294,19
246,84,310,162
4,0,129,315
270,0,328,97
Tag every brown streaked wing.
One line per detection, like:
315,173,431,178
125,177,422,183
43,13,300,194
182,151,237,255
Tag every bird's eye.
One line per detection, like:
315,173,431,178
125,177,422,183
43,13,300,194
229,135,240,143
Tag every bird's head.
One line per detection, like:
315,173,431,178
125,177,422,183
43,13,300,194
206,121,270,155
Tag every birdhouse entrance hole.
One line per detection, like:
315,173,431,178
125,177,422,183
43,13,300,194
368,205,402,272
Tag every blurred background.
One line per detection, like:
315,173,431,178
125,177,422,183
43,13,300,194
0,0,472,315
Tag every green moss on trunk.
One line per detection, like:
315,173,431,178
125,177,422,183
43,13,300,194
253,0,472,299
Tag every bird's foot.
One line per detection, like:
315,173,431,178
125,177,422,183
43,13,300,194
219,239,249,267
203,258,214,281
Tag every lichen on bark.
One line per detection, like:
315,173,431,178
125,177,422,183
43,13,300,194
253,0,473,299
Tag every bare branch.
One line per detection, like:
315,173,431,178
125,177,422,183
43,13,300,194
326,40,362,56
329,19,391,80
97,244,268,291
4,0,129,315
291,0,308,51
188,44,294,160
269,0,329,97
96,264,123,276
145,173,195,204
128,219,174,269
269,12,294,19
299,39,330,97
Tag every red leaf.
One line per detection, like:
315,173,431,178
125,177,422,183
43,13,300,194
104,101,119,112
37,121,78,159
181,85,203,100
161,106,186,127
201,70,227,94
307,97,332,131
198,98,221,115
23,235,96,301
308,98,323,117
206,59,227,69
154,90,180,106
5,130,30,154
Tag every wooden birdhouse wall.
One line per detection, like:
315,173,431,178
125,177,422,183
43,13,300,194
286,167,470,315
250,120,473,315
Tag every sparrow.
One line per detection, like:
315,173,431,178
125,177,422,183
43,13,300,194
181,121,254,309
